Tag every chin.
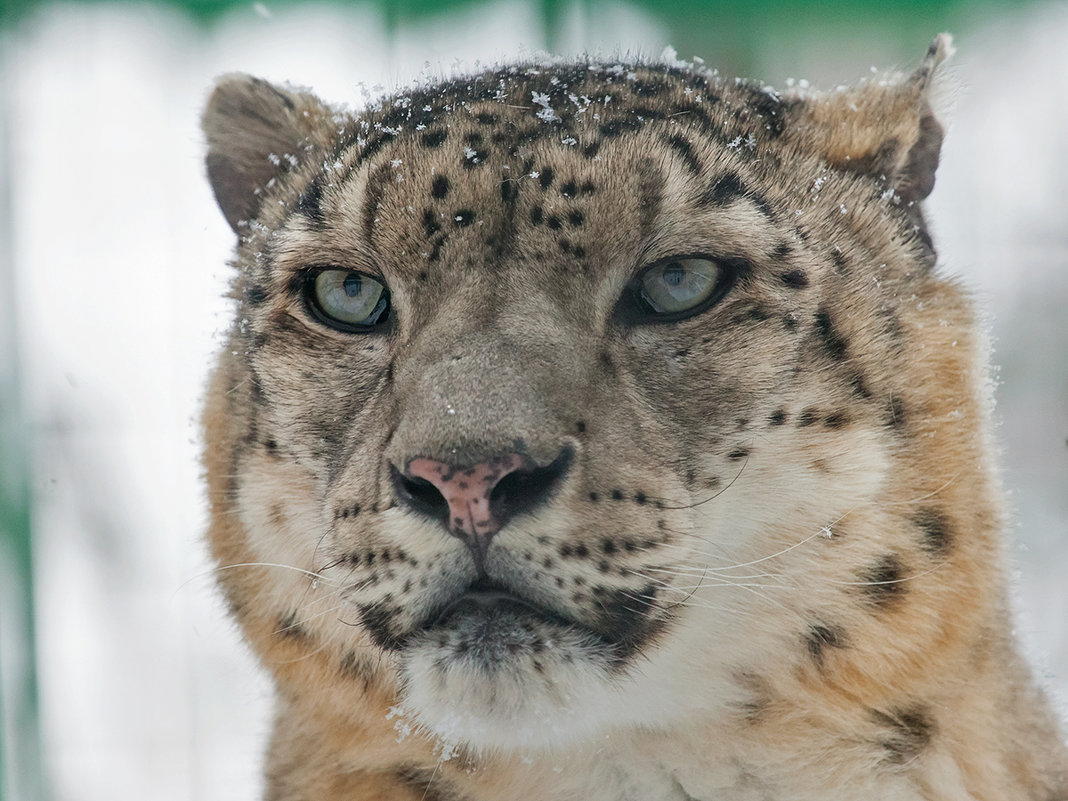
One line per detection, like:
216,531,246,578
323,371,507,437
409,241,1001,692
397,603,661,753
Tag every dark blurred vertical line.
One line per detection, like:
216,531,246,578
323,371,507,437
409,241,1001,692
0,30,48,801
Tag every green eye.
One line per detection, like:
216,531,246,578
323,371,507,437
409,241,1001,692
307,269,390,331
634,257,729,318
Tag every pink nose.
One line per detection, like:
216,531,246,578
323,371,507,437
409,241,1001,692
405,454,526,551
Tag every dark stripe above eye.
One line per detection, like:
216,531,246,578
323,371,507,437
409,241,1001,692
297,176,326,227
698,171,775,219
664,134,703,176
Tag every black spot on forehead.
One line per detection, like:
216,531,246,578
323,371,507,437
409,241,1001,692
735,80,791,138
500,178,518,203
599,117,643,138
421,128,448,148
431,174,450,199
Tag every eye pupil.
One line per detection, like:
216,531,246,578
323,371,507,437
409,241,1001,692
663,264,685,286
343,273,363,297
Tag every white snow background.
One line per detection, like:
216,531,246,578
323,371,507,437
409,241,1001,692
2,2,1065,800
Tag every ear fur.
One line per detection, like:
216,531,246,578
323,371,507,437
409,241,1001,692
790,34,955,203
202,75,335,232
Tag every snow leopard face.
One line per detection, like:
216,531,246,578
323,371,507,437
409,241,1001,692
202,40,994,758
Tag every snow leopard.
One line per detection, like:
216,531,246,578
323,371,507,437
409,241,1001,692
200,34,1068,800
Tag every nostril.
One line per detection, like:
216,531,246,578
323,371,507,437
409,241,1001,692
391,466,449,518
489,447,573,523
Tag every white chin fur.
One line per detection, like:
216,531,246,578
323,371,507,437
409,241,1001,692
398,623,657,753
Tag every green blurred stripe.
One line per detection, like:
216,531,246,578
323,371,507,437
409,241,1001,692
0,55,47,801
0,0,1013,27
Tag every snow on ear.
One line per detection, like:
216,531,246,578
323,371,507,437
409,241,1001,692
202,75,333,232
792,34,955,203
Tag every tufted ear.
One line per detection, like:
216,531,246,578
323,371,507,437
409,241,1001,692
202,75,334,232
789,34,954,203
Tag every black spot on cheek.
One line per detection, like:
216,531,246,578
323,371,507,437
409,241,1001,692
805,623,849,666
913,507,952,555
768,408,788,426
339,650,373,686
780,270,809,288
850,372,873,400
823,411,850,429
359,601,407,650
872,705,935,765
861,554,907,609
594,585,661,668
277,611,309,642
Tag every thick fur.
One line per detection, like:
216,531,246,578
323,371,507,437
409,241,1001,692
201,36,1068,800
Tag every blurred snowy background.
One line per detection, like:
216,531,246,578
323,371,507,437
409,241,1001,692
0,1,1065,800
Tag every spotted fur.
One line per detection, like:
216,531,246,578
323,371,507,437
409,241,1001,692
201,35,1067,800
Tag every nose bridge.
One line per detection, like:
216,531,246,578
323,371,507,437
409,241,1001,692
388,310,569,468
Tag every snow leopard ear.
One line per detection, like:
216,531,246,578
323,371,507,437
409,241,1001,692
202,75,333,232
788,34,955,203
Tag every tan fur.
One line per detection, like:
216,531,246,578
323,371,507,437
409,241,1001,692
201,35,1067,800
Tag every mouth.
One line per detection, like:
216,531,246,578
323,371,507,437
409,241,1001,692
424,576,571,632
